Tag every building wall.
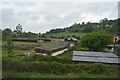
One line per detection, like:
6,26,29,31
12,39,37,42
37,40,44,42
52,39,65,42
35,47,68,56
52,48,68,56
35,49,50,54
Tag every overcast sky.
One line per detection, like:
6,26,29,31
0,2,118,33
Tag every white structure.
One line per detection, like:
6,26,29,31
52,48,68,56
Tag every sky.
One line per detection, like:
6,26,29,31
0,2,118,33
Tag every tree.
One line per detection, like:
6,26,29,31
83,26,94,33
16,24,22,34
81,31,113,51
2,28,12,41
6,36,14,57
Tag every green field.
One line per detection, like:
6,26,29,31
45,32,88,38
2,48,27,59
2,47,119,78
2,39,120,78
2,41,57,46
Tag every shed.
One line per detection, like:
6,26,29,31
35,41,70,56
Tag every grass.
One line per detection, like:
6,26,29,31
45,32,88,38
2,41,57,46
3,71,119,78
58,50,73,57
2,40,57,59
2,48,26,58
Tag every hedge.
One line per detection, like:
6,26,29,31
23,54,74,64
2,59,119,75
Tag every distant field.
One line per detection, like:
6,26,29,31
45,32,88,38
2,41,57,46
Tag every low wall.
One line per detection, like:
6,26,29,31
52,48,68,56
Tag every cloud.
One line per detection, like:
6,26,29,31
1,2,118,33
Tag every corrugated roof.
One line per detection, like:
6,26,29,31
73,56,120,64
35,41,70,51
73,51,118,58
72,51,120,64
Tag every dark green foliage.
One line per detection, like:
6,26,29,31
88,63,118,75
3,59,118,75
2,28,12,41
81,31,113,51
45,18,119,34
24,54,73,64
89,63,107,74
6,37,14,57
18,31,39,38
1,18,119,39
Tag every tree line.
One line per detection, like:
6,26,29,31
46,18,119,35
2,24,39,41
1,18,120,41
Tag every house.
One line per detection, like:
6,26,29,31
37,38,52,42
65,37,80,45
113,36,120,44
72,51,120,64
34,41,70,56
37,38,65,42
107,36,120,52
51,38,65,42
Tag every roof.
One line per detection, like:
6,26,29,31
73,56,119,64
73,51,118,58
72,51,120,64
107,45,120,47
66,37,78,41
35,41,70,51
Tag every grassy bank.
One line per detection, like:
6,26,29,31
3,71,119,78
45,32,88,38
58,50,73,57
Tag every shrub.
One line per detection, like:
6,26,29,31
81,31,113,51
2,59,118,75
88,63,118,75
89,63,106,74
23,54,73,64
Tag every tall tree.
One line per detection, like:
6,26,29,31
2,28,12,41
16,24,22,34
6,36,14,57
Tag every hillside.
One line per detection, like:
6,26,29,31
44,32,88,38
1,18,119,40
45,18,119,36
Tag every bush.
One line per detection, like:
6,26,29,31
81,31,113,51
23,54,73,64
89,63,106,74
3,59,118,75
88,63,118,75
